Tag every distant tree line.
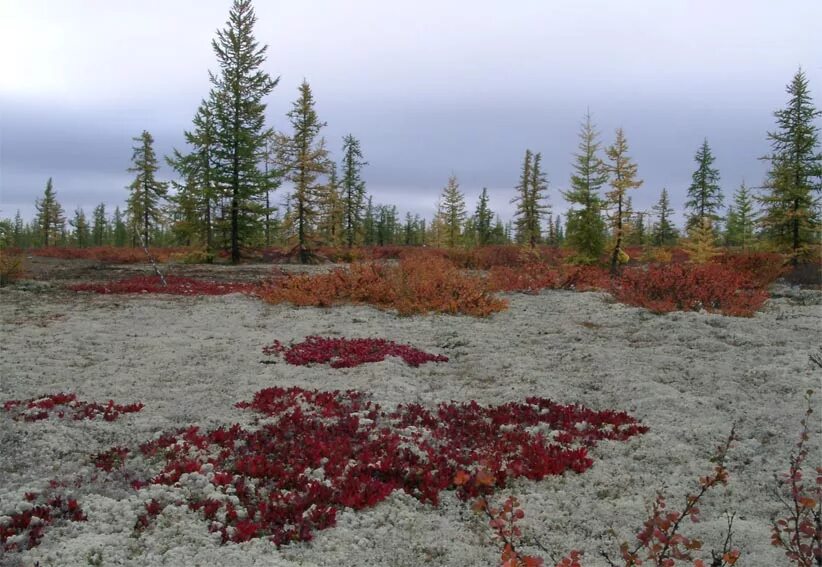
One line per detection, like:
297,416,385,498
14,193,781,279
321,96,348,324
2,2,819,265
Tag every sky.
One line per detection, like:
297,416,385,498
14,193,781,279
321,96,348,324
1,0,820,227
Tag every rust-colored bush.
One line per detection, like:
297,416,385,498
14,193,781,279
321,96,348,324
713,251,788,288
0,252,25,286
259,253,507,317
28,246,186,264
488,264,610,294
610,263,770,316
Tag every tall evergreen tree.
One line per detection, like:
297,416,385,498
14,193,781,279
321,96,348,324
112,207,127,247
35,178,65,247
474,187,493,246
13,211,24,248
725,182,758,248
91,203,107,246
284,80,329,262
168,99,220,251
685,139,723,229
317,164,344,246
759,69,821,263
340,134,367,247
651,188,677,246
563,112,608,262
126,130,167,247
210,0,278,263
512,150,549,247
604,128,643,273
439,175,467,247
70,208,90,248
363,196,376,245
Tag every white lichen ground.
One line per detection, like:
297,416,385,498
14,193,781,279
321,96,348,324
1,281,820,567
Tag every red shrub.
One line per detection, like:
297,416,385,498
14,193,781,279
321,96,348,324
0,492,86,552
488,264,611,294
713,251,788,288
263,336,448,368
115,387,647,546
69,275,257,296
610,263,770,316
3,393,144,422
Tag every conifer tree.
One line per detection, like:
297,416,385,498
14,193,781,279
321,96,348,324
284,80,329,262
604,128,643,273
363,196,376,245
112,207,127,247
474,187,493,245
168,99,220,250
13,211,24,248
35,178,65,247
759,69,821,263
70,208,90,248
127,130,167,247
685,139,723,229
554,214,564,245
512,150,549,247
91,203,107,246
210,0,278,263
652,188,677,246
725,182,758,248
563,112,608,262
683,218,718,263
317,164,344,246
340,134,367,247
439,175,467,247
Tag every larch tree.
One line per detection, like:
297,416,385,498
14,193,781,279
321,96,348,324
685,139,723,229
474,187,493,246
35,177,65,247
652,188,677,246
604,128,643,274
284,80,329,262
759,68,821,263
210,0,278,263
317,163,344,247
439,175,467,248
340,134,367,247
563,112,608,262
126,130,168,247
725,182,758,248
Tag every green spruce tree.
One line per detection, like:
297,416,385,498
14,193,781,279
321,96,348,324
563,112,608,262
652,188,678,246
725,182,758,248
759,68,821,263
474,187,493,246
126,130,167,247
91,203,107,246
340,134,367,247
685,139,723,229
210,0,278,262
70,208,90,247
439,175,467,247
35,178,65,247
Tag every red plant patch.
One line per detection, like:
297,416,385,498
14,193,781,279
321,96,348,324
0,492,87,552
114,387,646,547
3,393,144,422
262,336,448,368
69,275,257,296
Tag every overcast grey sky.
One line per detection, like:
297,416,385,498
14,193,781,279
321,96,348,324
1,0,820,226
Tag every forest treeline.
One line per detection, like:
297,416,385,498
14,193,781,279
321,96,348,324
1,0,819,266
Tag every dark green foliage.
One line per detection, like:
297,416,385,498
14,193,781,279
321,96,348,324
91,204,107,246
35,178,65,247
112,207,128,247
70,208,90,248
127,130,168,247
439,175,467,247
564,112,607,261
652,188,678,246
725,183,758,248
210,0,278,263
685,139,723,229
512,150,550,247
474,188,494,245
759,68,821,263
340,134,368,247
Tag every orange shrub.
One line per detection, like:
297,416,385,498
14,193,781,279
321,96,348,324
259,253,507,317
712,251,788,288
610,263,770,316
28,246,185,264
488,263,610,293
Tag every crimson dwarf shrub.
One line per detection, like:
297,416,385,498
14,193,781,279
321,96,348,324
69,275,257,296
263,336,448,368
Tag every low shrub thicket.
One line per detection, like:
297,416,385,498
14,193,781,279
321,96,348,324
0,252,25,285
259,253,507,316
69,275,257,296
262,336,448,368
26,246,186,264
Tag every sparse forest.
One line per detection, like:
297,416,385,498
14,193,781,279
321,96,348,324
1,1,820,567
